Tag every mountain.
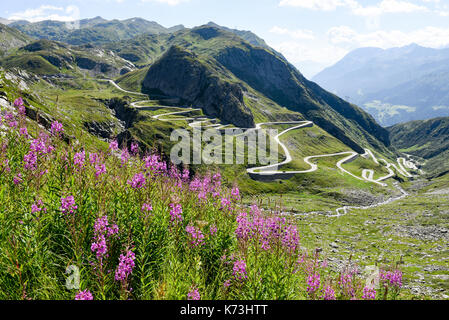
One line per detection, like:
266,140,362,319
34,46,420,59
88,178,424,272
0,23,32,57
116,25,390,154
388,117,449,176
143,45,255,128
9,17,185,45
0,39,136,77
205,22,268,49
313,44,449,126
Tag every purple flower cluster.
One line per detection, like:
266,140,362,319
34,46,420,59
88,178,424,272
362,286,377,300
321,286,336,300
95,163,106,178
50,121,64,136
144,154,167,175
60,195,78,214
128,172,146,189
109,140,119,152
169,203,183,225
91,215,119,261
307,273,321,295
187,287,201,300
14,98,26,117
115,250,136,282
73,150,86,170
235,205,300,252
380,269,402,288
232,260,248,281
130,142,139,155
31,200,47,214
75,290,93,300
185,225,205,247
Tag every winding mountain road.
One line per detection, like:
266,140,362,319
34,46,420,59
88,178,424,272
107,80,418,216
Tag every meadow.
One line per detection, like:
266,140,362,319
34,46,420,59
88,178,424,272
0,96,404,300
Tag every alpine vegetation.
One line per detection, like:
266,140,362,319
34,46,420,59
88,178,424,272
0,96,403,300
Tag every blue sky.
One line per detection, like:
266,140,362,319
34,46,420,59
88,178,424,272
2,0,449,77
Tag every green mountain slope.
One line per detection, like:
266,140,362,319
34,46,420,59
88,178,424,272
114,25,390,155
0,23,32,57
388,117,449,176
0,39,136,77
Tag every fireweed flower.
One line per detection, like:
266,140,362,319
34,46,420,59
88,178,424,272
60,196,78,214
380,270,403,288
231,186,240,201
31,200,47,214
141,203,153,215
210,224,217,236
75,290,93,300
130,142,139,155
23,152,37,171
95,163,106,178
187,287,201,300
19,127,28,137
186,225,205,247
128,172,146,189
307,273,321,295
50,121,64,136
220,197,231,211
91,216,119,261
115,250,136,282
109,140,119,152
169,203,183,225
362,287,376,300
89,153,99,165
233,260,248,281
73,150,86,170
321,286,336,300
13,173,23,185
121,148,130,165
14,97,24,108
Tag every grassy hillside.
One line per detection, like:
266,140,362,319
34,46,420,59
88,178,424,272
1,39,136,78
388,117,449,177
0,23,32,57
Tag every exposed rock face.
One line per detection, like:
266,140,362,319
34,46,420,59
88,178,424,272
142,46,255,128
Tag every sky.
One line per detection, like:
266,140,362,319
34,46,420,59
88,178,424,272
2,0,449,78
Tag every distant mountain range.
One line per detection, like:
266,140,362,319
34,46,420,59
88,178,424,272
7,16,185,45
313,44,449,126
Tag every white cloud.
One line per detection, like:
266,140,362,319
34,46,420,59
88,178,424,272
8,5,80,22
327,25,449,48
141,0,190,5
269,40,349,65
278,0,350,11
270,26,315,40
279,0,428,16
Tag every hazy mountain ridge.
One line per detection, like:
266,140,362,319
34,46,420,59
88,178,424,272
313,44,449,126
9,17,185,45
0,23,33,57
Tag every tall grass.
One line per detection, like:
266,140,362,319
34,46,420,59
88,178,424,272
0,97,403,300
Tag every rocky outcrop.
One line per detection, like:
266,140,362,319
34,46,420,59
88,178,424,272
142,46,255,128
